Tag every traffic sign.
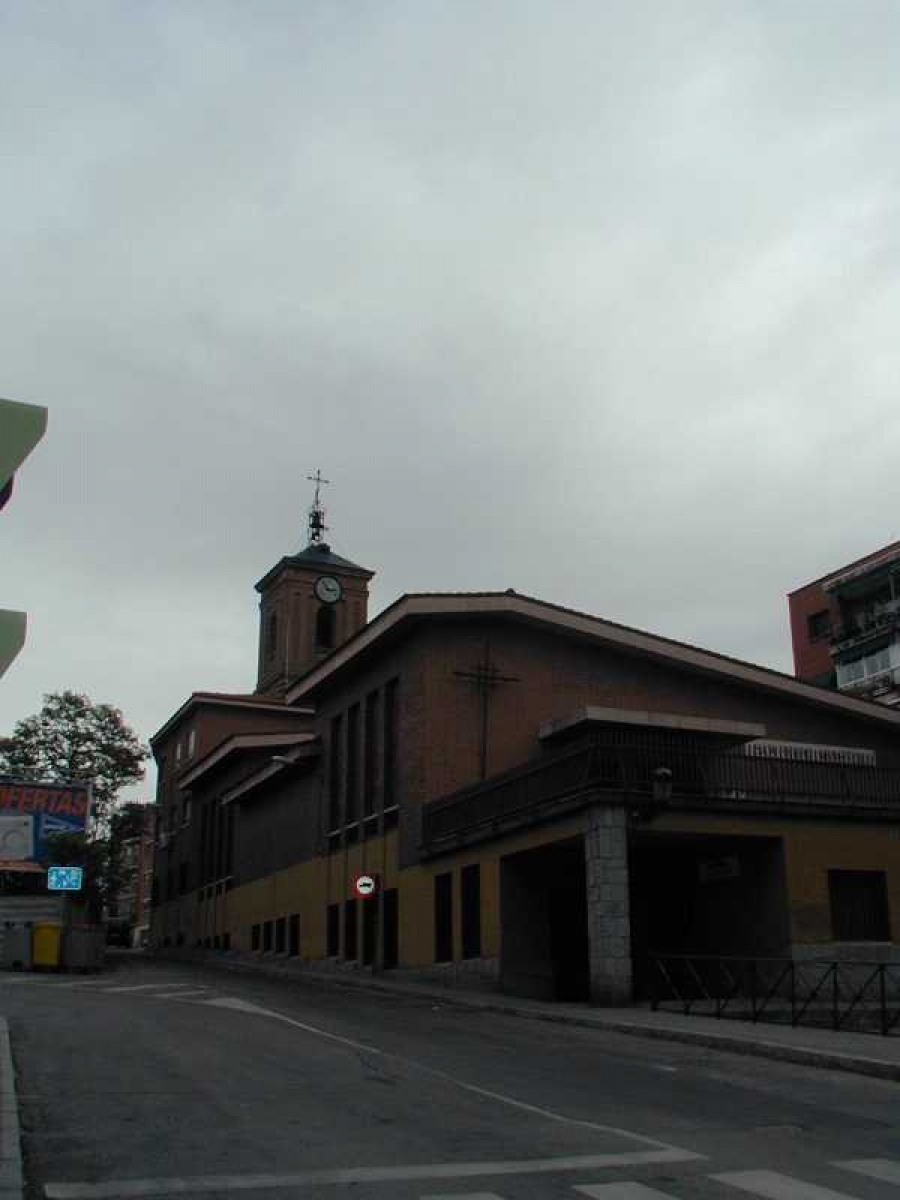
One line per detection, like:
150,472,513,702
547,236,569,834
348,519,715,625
354,874,378,899
47,866,83,891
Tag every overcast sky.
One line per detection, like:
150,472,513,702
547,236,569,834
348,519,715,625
3,2,899,802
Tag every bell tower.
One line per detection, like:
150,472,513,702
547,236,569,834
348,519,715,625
255,472,374,695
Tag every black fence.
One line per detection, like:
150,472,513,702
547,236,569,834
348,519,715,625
649,953,900,1037
421,734,900,852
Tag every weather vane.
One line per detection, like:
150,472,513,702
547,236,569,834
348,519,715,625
306,469,331,546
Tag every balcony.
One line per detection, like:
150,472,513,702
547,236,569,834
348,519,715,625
420,736,900,857
831,604,900,653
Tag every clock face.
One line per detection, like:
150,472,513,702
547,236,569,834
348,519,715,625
315,575,342,604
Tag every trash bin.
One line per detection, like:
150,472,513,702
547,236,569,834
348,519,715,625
62,925,104,972
1,925,32,971
32,922,63,971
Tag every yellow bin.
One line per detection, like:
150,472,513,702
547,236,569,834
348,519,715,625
32,923,63,970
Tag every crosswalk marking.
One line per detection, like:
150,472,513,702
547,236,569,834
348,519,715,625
713,1169,862,1199
837,1159,900,1185
423,1193,505,1199
102,983,198,993
575,1184,678,1198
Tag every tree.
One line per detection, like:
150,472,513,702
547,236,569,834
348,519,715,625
0,690,148,835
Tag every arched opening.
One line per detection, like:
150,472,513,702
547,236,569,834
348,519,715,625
315,604,336,650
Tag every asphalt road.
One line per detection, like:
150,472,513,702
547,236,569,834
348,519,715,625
2,954,900,1200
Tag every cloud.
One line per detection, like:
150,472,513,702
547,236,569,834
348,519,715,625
2,2,899,798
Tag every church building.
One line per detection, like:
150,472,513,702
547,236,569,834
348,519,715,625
150,485,900,1004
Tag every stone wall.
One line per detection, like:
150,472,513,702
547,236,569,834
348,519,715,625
585,804,632,1004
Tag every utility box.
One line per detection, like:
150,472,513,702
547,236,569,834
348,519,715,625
32,922,63,970
62,925,104,973
0,924,32,970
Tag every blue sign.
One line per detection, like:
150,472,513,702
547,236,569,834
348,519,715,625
47,866,83,891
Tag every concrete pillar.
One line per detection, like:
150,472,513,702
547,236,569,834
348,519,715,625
585,804,632,1005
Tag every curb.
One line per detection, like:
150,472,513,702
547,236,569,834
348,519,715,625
154,951,900,1085
0,1017,23,1200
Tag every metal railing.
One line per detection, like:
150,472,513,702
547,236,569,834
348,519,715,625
421,735,900,851
649,953,900,1037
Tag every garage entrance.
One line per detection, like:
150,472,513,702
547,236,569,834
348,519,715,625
499,837,589,1002
629,832,789,999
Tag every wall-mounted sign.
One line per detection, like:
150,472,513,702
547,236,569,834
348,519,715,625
698,855,740,884
354,874,378,899
48,866,83,891
0,815,34,861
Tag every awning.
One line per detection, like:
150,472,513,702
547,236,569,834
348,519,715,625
0,860,46,874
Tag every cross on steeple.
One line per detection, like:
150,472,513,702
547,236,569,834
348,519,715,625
306,469,331,546
454,641,521,781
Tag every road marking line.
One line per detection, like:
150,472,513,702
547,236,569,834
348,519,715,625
153,991,214,1000
712,1169,861,1199
836,1159,900,1184
101,984,197,994
201,997,698,1154
43,1150,702,1198
575,1185,677,1198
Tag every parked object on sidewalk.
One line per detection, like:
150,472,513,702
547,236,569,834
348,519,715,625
0,924,32,970
32,921,63,970
62,925,105,972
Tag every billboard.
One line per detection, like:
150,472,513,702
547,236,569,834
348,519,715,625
0,779,91,862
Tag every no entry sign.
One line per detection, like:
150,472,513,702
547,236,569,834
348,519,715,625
354,874,378,899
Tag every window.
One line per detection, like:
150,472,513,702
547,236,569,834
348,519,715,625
265,611,277,659
263,920,273,952
807,610,831,642
222,932,231,951
329,714,343,831
362,898,378,966
175,740,182,763
275,917,286,954
344,899,358,960
434,872,453,963
363,691,379,816
183,797,193,826
383,678,399,808
288,914,300,957
461,864,481,959
187,729,197,758
251,924,261,951
383,889,399,969
346,703,360,824
315,604,336,650
326,904,340,956
829,870,890,941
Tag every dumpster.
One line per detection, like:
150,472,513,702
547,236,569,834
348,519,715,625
1,924,32,971
62,925,104,972
32,922,63,970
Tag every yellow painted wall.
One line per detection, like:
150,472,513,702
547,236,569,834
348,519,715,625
653,811,900,944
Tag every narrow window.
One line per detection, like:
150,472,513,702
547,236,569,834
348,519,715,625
275,916,286,954
251,924,260,951
263,920,273,952
344,899,358,961
383,678,399,810
315,604,336,650
288,914,300,957
829,870,891,941
434,872,453,963
326,903,340,956
807,610,831,642
346,703,360,824
363,690,379,817
461,863,481,959
362,898,378,966
329,714,343,831
383,889,399,969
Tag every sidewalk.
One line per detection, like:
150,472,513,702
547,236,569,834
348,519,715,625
163,950,900,1085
